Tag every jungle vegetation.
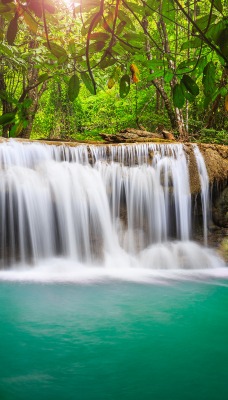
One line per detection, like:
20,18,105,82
0,0,227,143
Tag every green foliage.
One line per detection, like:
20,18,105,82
0,0,227,141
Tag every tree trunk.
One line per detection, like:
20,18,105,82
19,39,46,138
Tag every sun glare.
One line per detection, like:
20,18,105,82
63,0,80,7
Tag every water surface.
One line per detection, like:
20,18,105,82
0,280,228,400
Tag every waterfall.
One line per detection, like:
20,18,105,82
0,140,225,278
193,145,209,245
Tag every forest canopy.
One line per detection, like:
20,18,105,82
0,0,227,143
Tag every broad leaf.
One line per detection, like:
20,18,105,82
23,11,38,34
119,74,130,98
44,42,68,59
0,112,15,125
181,38,202,51
6,15,18,45
29,0,42,18
68,74,80,101
209,0,223,13
164,71,174,83
173,84,185,108
123,1,144,15
194,14,217,32
81,72,95,94
90,32,110,41
162,0,175,24
202,61,216,97
38,73,50,83
181,75,199,96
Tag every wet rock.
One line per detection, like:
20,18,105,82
218,237,228,262
213,186,228,227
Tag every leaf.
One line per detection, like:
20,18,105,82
6,15,18,45
181,38,202,51
99,54,116,69
202,61,216,97
29,0,42,18
209,0,223,13
0,3,11,12
119,74,130,98
216,28,228,59
44,42,68,59
0,43,14,57
81,72,95,94
43,0,55,14
38,73,50,83
90,32,110,41
0,112,15,126
68,74,80,101
89,41,106,53
130,64,139,83
116,21,127,36
107,77,115,89
194,14,217,32
164,71,174,83
123,1,144,15
162,0,175,24
118,10,135,31
23,11,38,34
173,84,185,108
75,0,100,13
181,75,199,96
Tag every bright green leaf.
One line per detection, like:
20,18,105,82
119,74,130,98
68,74,80,102
81,72,95,94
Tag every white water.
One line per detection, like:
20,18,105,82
0,140,225,282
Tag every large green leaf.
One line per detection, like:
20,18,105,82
162,0,175,24
118,10,135,31
81,72,95,94
119,74,130,98
123,1,144,15
181,75,199,96
181,38,202,51
44,42,68,60
194,14,217,32
209,0,223,13
0,112,15,126
68,74,80,102
202,61,216,97
216,28,228,58
173,84,185,108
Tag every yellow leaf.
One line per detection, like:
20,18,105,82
130,64,139,75
107,77,115,89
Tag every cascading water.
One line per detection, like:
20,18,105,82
0,139,225,281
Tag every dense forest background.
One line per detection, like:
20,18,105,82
0,0,227,143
